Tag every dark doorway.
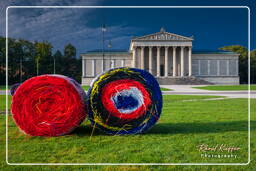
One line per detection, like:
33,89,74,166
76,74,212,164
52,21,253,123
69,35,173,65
160,65,164,76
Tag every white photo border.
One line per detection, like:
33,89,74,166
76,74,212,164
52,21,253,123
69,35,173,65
5,6,251,166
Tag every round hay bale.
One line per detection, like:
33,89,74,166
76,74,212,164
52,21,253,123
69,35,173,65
87,67,162,135
11,75,87,136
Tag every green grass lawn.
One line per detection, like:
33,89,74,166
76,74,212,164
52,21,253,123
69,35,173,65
0,95,255,170
0,85,9,90
193,84,256,91
159,87,172,91
0,95,11,114
81,85,91,91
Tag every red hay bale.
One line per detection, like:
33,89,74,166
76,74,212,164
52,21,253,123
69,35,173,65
11,75,87,136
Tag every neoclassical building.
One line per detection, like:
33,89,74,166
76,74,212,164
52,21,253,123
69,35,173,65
81,28,239,85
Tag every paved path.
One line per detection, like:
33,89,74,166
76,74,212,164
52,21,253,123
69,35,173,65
1,85,255,98
0,90,8,95
161,85,256,98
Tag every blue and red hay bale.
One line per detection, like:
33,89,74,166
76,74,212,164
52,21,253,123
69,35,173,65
87,67,163,135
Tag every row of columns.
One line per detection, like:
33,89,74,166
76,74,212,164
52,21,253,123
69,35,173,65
132,46,192,77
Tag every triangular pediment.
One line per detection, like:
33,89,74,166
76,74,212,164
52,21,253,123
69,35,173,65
133,31,193,41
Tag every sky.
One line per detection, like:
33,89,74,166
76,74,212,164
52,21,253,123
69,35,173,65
0,0,255,57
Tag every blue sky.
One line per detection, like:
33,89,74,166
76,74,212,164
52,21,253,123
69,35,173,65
0,0,255,56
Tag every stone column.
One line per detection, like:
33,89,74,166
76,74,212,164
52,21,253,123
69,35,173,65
111,59,115,68
198,60,201,75
217,60,220,76
164,46,168,77
172,47,177,76
180,46,184,77
236,59,239,75
132,46,137,68
188,46,192,76
141,46,145,69
82,59,85,77
227,60,229,76
157,46,161,77
102,59,104,72
92,59,95,77
149,46,153,74
121,59,125,67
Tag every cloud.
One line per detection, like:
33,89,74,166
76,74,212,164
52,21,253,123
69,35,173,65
49,24,143,55
0,0,144,56
0,0,101,36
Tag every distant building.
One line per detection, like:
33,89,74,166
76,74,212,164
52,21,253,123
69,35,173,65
81,28,239,85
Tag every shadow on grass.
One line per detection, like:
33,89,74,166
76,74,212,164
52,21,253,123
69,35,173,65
147,121,255,134
71,125,106,136
72,120,255,136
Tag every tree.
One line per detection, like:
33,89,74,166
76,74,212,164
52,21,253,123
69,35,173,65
64,43,76,58
35,41,53,75
220,45,256,84
7,38,24,84
63,43,81,83
250,49,256,84
53,50,63,75
0,37,6,85
0,37,82,85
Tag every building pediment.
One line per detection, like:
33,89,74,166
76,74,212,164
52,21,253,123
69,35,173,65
132,28,193,41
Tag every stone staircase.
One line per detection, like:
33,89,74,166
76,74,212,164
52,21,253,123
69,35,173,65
156,76,214,85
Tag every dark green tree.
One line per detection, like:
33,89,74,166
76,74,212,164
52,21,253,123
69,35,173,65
64,43,76,58
8,38,24,84
1,37,82,85
35,41,53,75
220,45,256,84
250,49,256,84
0,37,6,85
18,39,37,81
53,50,63,75
63,43,81,83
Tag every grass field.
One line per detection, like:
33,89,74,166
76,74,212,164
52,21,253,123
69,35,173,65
193,85,256,91
81,85,91,91
159,87,172,91
0,85,9,90
0,94,255,170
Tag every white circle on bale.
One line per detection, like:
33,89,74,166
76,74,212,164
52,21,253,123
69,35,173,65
111,87,144,114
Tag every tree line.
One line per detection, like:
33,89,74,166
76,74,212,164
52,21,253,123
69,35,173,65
0,37,255,85
0,37,81,85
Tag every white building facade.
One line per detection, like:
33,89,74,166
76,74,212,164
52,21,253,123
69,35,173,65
81,28,239,85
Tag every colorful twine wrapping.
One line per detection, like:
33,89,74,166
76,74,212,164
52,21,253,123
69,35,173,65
11,75,87,136
10,83,21,96
87,67,163,135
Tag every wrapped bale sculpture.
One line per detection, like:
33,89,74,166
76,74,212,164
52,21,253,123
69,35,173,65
11,75,87,136
87,67,163,135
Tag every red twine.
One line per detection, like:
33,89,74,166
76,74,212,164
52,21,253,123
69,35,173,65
11,75,87,136
101,79,151,119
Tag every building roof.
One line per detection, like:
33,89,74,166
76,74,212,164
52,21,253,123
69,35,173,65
192,50,238,55
132,28,193,41
81,49,130,55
